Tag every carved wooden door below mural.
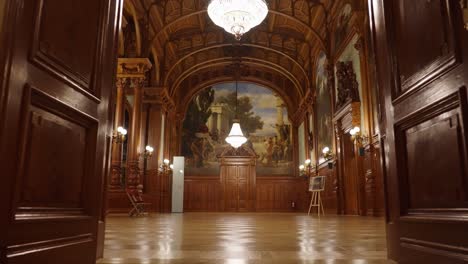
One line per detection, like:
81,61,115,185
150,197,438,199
219,153,256,212
0,0,120,263
223,165,251,212
370,0,468,263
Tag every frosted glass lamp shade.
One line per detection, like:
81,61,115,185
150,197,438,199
225,122,247,148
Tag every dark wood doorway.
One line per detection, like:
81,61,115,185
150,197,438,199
219,146,256,212
369,0,468,263
0,0,120,263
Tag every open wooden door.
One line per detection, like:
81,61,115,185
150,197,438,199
369,0,468,263
0,0,120,263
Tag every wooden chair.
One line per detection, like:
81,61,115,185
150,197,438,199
126,185,151,217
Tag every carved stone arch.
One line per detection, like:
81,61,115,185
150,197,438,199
169,58,304,98
164,43,310,88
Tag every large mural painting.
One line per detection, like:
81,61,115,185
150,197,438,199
316,52,333,162
182,83,293,176
334,3,352,52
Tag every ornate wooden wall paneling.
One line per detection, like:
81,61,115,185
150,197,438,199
184,176,222,212
142,169,160,212
256,176,298,212
317,165,340,214
362,135,385,217
333,102,366,216
219,155,256,212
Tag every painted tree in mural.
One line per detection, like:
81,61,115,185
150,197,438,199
216,92,264,135
182,88,215,159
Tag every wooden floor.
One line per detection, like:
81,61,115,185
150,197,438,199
98,213,392,264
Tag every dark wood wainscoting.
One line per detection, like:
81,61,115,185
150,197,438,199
362,136,385,217
184,176,222,211
317,165,339,214
184,175,340,213
107,169,172,213
256,176,304,212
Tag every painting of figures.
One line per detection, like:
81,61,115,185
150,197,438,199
316,52,333,161
182,83,293,176
334,3,352,52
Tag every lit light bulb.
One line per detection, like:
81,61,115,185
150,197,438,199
145,145,154,153
350,128,356,136
169,164,174,169
299,165,305,170
225,121,247,148
353,126,360,133
163,159,170,165
322,147,330,154
305,159,311,165
117,126,127,135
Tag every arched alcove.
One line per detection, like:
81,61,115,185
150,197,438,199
181,82,294,177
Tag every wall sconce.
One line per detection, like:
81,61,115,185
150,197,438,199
140,145,154,159
299,164,305,172
349,126,368,156
159,158,172,174
112,126,127,144
322,147,334,169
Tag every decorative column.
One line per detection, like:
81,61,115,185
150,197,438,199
109,77,128,189
117,58,152,190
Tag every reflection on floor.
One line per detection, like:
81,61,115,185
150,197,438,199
97,213,392,264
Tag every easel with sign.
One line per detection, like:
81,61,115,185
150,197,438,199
308,176,326,216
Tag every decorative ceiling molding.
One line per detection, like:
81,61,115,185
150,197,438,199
151,9,326,51
164,43,310,89
168,57,305,98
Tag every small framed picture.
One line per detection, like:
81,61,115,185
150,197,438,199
309,176,326,191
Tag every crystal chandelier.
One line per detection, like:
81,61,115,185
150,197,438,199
207,0,268,40
225,67,247,148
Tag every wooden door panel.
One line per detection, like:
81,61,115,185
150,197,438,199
14,86,96,218
220,160,256,212
0,0,119,263
370,0,468,262
396,90,468,213
31,0,101,94
224,166,238,211
343,134,359,215
391,0,460,97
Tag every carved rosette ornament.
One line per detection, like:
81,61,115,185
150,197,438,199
335,61,360,110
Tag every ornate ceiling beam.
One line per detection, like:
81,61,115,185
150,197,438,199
164,43,310,88
169,57,305,98
151,9,325,51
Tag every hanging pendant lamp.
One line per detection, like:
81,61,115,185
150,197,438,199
225,75,247,148
207,0,268,40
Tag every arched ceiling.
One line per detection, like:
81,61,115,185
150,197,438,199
128,0,337,111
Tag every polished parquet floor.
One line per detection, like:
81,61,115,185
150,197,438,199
97,213,392,264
